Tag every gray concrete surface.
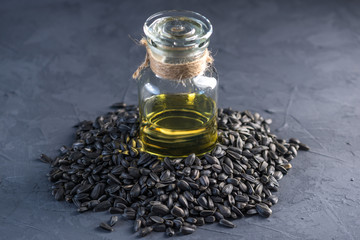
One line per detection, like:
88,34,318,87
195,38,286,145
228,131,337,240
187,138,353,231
1,0,360,239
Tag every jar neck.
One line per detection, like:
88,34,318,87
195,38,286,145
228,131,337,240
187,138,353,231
147,39,209,64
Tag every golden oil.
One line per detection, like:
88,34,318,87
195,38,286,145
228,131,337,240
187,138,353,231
140,93,217,158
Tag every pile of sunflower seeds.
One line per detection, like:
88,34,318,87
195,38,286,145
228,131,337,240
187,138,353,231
42,103,309,237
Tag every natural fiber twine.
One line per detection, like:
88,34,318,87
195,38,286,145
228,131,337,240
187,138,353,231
132,38,213,80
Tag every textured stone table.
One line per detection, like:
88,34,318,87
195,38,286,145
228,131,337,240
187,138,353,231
1,0,360,239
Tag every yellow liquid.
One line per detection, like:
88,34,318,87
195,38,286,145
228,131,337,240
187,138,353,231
140,93,217,158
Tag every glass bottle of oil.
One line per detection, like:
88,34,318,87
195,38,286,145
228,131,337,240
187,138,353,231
136,10,218,158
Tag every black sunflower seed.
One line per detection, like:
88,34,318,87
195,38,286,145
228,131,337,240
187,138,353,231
267,195,279,205
235,194,249,203
184,153,196,166
231,206,244,218
241,173,257,183
150,216,164,224
219,219,236,228
134,219,142,232
199,175,209,187
153,223,166,232
178,194,189,209
99,222,114,232
109,207,124,214
130,183,140,198
222,184,234,195
171,206,185,218
217,204,231,218
55,187,64,201
199,209,215,217
298,142,310,151
204,216,216,223
139,227,153,237
166,227,175,237
109,216,118,227
198,196,208,209
177,180,190,191
255,203,272,218
181,226,196,235
151,204,169,216
94,201,111,212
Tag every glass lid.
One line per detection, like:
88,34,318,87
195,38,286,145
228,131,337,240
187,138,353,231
144,10,213,52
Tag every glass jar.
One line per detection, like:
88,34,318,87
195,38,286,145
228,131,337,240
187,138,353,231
136,10,218,158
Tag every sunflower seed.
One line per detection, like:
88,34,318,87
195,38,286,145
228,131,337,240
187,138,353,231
178,194,189,209
109,207,124,214
150,216,164,224
177,180,190,191
298,142,310,151
204,216,216,223
204,154,220,165
166,227,175,237
130,183,140,198
185,153,196,166
181,226,196,235
171,206,185,218
109,216,118,227
267,195,279,205
134,219,142,232
246,208,258,215
200,209,215,217
231,206,244,218
222,184,234,195
199,175,210,187
55,187,64,201
198,196,208,209
184,191,195,202
139,226,153,237
217,204,231,218
153,223,166,232
219,219,236,228
256,203,272,218
93,201,111,212
99,222,114,232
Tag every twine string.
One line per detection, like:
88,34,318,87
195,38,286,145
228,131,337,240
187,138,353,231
132,38,213,80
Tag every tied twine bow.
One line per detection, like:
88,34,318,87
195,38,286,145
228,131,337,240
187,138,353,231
132,38,214,80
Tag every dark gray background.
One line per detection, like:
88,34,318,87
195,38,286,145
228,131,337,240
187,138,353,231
1,0,360,239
